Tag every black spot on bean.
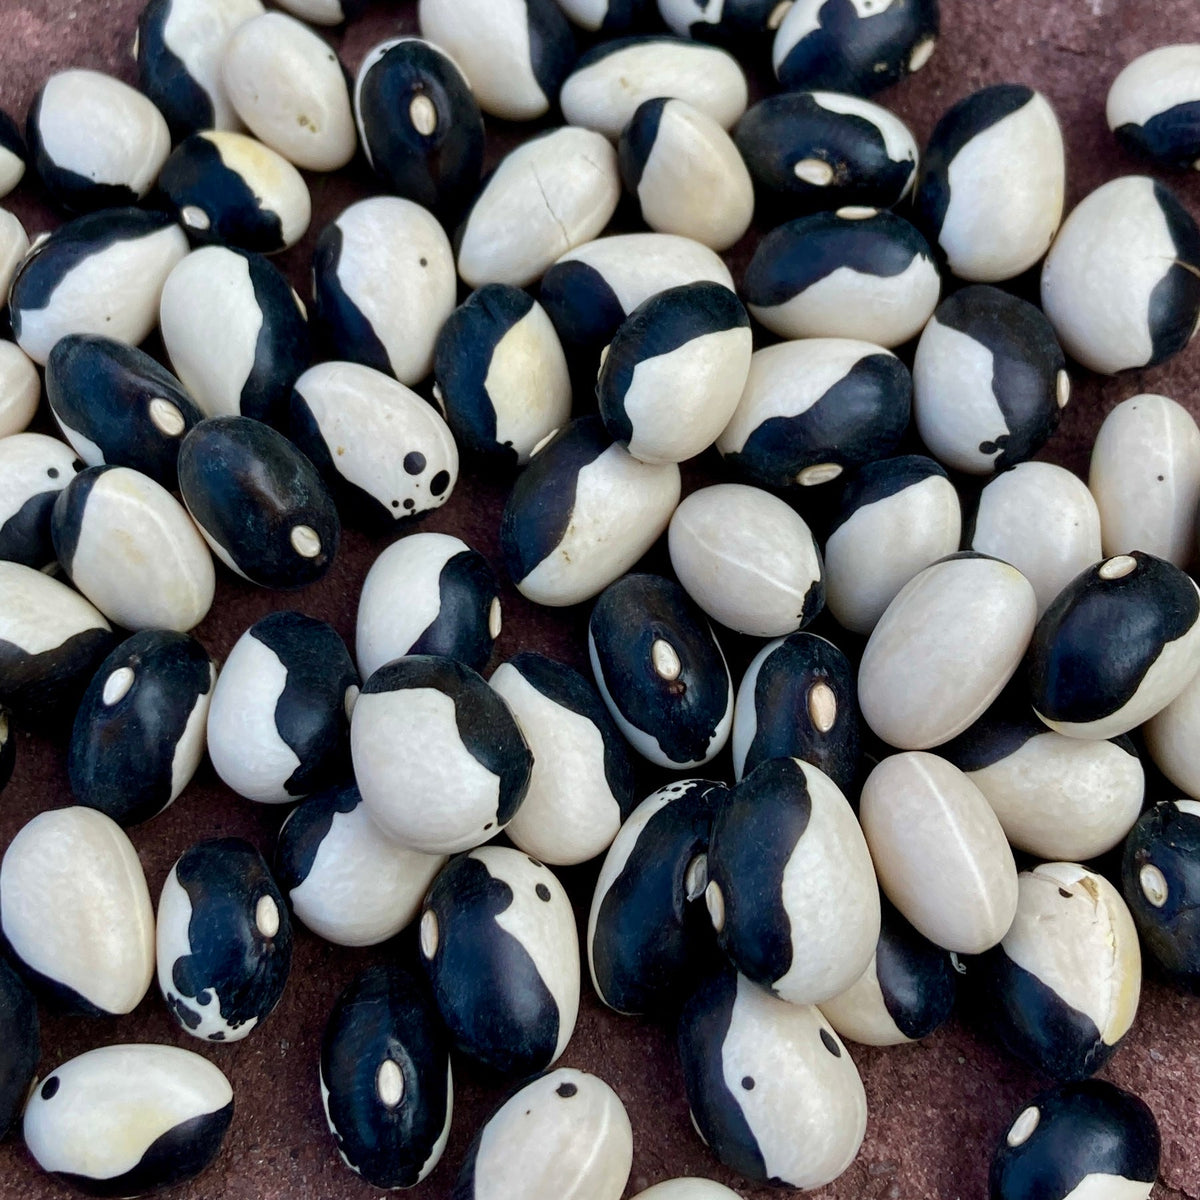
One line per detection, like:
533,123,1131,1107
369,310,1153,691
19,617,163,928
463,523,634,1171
404,452,427,475
46,467,58,479
403,499,415,511
40,1077,59,1100
1058,888,1072,899
391,500,400,508
430,470,450,496
741,1076,755,1090
820,1029,842,1057
556,1082,578,1098
536,883,551,901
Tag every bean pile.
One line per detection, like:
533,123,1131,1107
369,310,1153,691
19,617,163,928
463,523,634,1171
1,1,1200,1198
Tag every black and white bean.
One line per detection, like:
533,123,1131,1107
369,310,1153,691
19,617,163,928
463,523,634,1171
772,0,938,95
618,98,754,251
9,206,188,365
417,0,576,122
158,130,312,254
0,432,80,570
311,195,455,385
433,284,572,468
1026,551,1200,740
419,846,579,1076
352,37,484,217
1108,44,1200,170
68,630,215,827
350,655,532,854
1089,392,1200,568
859,752,1018,954
23,1044,233,1197
587,778,724,1015
0,342,40,439
589,573,733,769
707,757,880,1005
658,0,788,41
221,12,356,172
969,862,1141,1081
0,806,154,1015
320,964,453,1189
858,554,1037,750
355,532,498,678
177,415,340,588
1041,175,1200,374
157,837,292,1041
51,465,215,632
716,338,912,489
276,782,446,947
824,455,961,635
45,335,203,486
742,208,940,346
491,652,636,866
500,416,681,608
160,245,310,425
734,90,919,216
668,483,824,637
206,610,356,805
913,285,1068,475
678,967,867,1190
731,631,861,790
914,84,1065,282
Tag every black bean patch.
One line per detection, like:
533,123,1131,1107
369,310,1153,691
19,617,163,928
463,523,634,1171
40,1077,59,1100
556,1082,578,1098
820,1029,842,1057
536,883,552,901
404,452,427,475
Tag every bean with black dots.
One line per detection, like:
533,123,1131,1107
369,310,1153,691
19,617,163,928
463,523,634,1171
177,415,340,589
0,562,113,721
939,693,1144,862
560,36,749,138
68,630,215,827
819,900,958,1047
454,1068,632,1200
157,837,292,1042
0,106,26,197
276,782,446,948
913,285,1068,475
587,778,724,1015
433,284,572,468
457,127,621,290
500,416,681,608
312,196,455,386
206,610,357,805
158,130,311,254
418,0,576,122
589,573,733,769
618,98,754,251
969,862,1141,1080
0,342,40,439
731,631,861,790
491,652,636,866
706,757,879,1005
45,335,202,486
859,752,1019,955
717,338,911,491
135,0,265,139
0,955,37,1139
419,846,579,1077
772,0,938,96
914,84,1065,282
350,655,532,855
734,90,919,216
9,206,188,366
1089,392,1200,568
742,207,940,346
321,964,453,1189
858,554,1037,750
356,532,499,678
1107,44,1200,169
289,362,458,527
0,806,154,1016
1026,551,1200,740
678,967,867,1190
221,12,355,172
1122,799,1200,992
968,462,1102,617
352,37,484,218
0,433,81,570
24,1044,233,1198
1041,175,1200,375
990,1080,1159,1200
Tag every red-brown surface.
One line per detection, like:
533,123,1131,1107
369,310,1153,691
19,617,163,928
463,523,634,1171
3,1,1200,1198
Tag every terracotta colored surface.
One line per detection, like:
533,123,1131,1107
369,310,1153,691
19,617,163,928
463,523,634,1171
2,1,1200,1198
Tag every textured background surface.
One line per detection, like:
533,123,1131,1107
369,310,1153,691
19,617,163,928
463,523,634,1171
3,0,1200,1198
